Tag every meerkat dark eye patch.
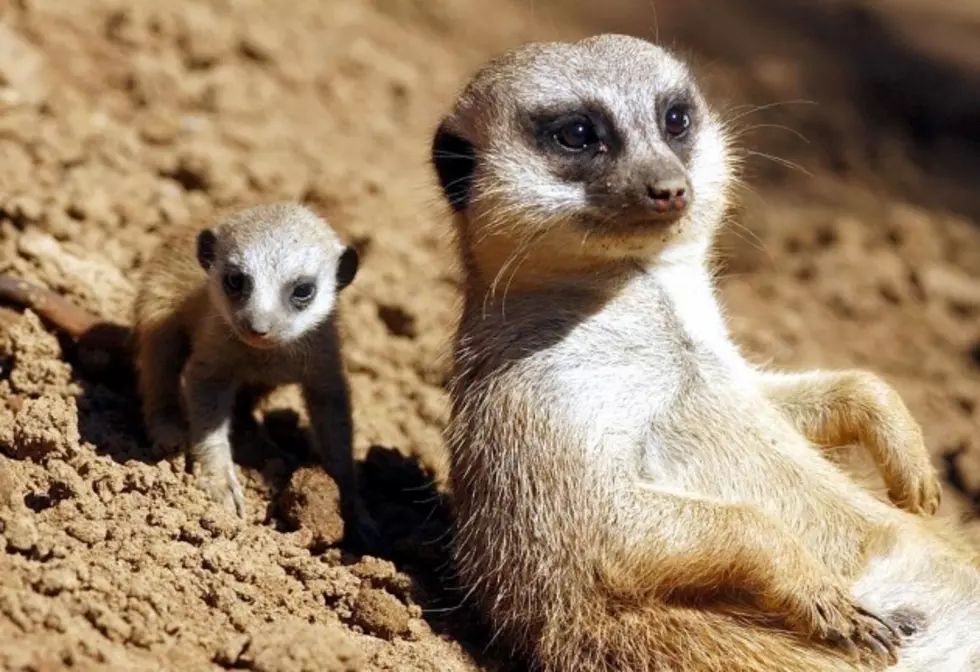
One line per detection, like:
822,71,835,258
528,105,619,159
336,246,359,290
222,267,249,299
289,280,317,309
525,106,619,185
197,229,217,271
431,120,476,213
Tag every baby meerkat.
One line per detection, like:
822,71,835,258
135,204,376,533
0,204,380,550
431,35,979,672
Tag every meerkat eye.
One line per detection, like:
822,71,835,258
290,281,317,308
554,117,599,151
222,267,247,296
664,104,692,138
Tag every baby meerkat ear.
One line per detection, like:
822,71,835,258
431,117,476,213
196,229,218,271
336,246,359,291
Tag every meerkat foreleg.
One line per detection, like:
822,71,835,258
302,383,385,553
622,485,904,661
757,370,941,515
182,361,245,517
136,322,189,450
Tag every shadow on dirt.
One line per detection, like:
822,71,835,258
356,445,529,671
68,351,526,668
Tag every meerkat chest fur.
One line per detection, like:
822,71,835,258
459,259,853,518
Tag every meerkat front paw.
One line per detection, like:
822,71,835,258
774,580,902,662
197,460,246,518
884,453,941,516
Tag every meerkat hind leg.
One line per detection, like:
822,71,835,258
182,366,246,517
136,323,190,450
622,485,904,662
758,370,941,515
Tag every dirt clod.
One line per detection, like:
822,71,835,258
5,394,80,462
277,466,345,549
235,621,363,672
349,587,412,641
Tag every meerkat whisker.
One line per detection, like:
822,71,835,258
723,99,818,124
729,122,812,145
743,149,814,177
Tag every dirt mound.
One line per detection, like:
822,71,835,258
0,0,979,670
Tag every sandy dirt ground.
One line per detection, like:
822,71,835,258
0,0,979,670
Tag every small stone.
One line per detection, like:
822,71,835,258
139,113,180,145
4,514,37,552
65,520,107,545
36,567,80,595
0,455,19,509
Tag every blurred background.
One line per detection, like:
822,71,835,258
0,0,978,670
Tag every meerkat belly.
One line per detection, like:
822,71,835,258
639,384,884,565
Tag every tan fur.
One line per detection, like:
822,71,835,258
433,35,980,671
132,203,380,548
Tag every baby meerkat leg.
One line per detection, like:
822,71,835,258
621,486,905,664
758,369,941,515
302,383,385,554
182,361,245,517
135,322,190,450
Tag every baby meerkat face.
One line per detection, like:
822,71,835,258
432,34,733,263
196,207,358,349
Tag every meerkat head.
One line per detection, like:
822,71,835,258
431,34,734,285
195,203,358,349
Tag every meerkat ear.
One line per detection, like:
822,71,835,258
196,229,217,271
336,246,359,291
431,118,476,213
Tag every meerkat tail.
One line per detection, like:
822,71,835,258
538,605,869,672
0,274,131,355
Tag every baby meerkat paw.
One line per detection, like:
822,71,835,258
197,462,247,518
775,581,902,663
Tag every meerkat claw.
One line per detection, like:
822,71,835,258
197,462,246,517
890,474,942,517
227,469,246,518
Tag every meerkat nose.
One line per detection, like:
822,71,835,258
646,178,689,213
245,320,271,337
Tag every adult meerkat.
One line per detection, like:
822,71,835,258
0,204,380,550
430,35,979,672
